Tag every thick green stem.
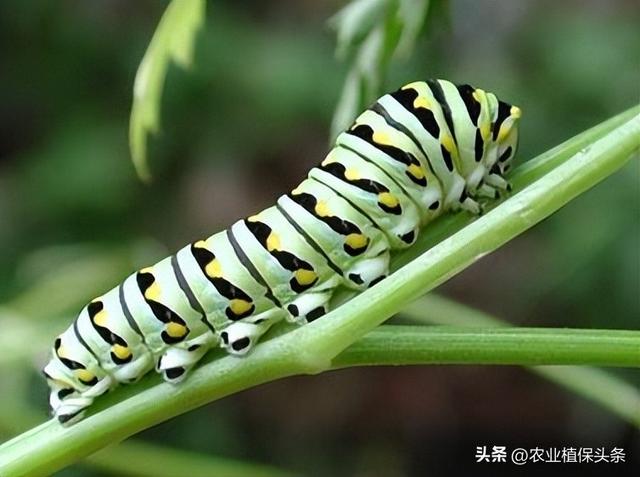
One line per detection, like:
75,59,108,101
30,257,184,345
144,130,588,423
0,111,638,476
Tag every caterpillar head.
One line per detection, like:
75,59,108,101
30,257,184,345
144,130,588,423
43,329,112,425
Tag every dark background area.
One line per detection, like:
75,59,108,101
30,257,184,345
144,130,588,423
0,1,638,475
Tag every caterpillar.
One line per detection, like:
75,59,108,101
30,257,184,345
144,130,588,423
44,79,521,425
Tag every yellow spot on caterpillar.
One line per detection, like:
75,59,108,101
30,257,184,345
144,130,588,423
247,215,260,222
344,233,368,250
291,187,303,195
407,163,424,179
510,106,521,119
75,369,95,383
441,134,460,161
266,232,281,251
472,88,486,104
112,344,131,360
205,259,222,278
166,322,187,339
56,345,68,359
480,121,491,142
315,200,330,217
229,299,252,316
372,130,392,145
344,168,360,181
140,266,153,274
497,125,511,143
378,192,399,208
194,240,207,249
144,281,161,301
294,269,317,286
413,95,430,110
93,309,108,327
441,134,456,153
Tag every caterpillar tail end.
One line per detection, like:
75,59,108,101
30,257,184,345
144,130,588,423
44,357,113,426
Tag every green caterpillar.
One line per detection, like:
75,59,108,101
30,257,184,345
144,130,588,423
44,79,521,424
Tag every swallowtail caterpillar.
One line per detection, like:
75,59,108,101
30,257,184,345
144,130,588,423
44,79,521,424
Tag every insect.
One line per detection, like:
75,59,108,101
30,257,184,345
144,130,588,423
44,79,521,424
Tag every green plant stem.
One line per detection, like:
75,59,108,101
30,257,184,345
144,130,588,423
0,389,293,477
0,111,638,476
333,326,640,368
401,294,640,427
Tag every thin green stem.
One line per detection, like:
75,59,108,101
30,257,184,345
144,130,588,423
400,294,640,427
534,367,640,428
333,326,640,368
0,110,638,476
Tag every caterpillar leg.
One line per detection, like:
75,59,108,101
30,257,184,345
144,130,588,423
284,288,336,325
219,320,275,355
459,196,482,215
484,173,511,191
156,333,217,383
48,374,113,425
113,353,155,384
344,251,390,290
476,183,499,199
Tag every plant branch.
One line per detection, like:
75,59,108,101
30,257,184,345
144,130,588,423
401,294,640,427
333,325,640,368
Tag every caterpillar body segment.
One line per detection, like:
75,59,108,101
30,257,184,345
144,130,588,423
44,79,521,424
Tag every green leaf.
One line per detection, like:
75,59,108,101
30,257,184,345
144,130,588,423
129,0,206,182
329,0,433,141
329,68,363,142
329,0,391,59
394,0,430,58
329,25,389,140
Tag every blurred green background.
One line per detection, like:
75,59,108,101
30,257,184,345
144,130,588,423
0,0,638,475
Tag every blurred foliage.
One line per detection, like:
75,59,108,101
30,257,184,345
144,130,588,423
328,0,436,139
0,0,638,475
130,0,205,181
